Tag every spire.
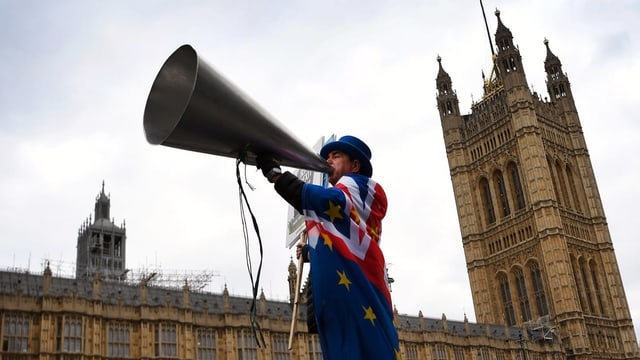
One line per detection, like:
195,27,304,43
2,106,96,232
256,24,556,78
494,9,513,47
544,38,561,65
436,55,460,117
544,38,575,106
492,9,529,90
436,55,453,96
436,55,464,148
494,8,514,54
94,182,111,221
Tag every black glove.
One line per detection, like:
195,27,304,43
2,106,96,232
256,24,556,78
256,152,282,182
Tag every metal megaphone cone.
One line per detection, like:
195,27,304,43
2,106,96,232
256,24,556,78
143,44,331,173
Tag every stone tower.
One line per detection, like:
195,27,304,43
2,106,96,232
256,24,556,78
75,182,127,281
435,9,639,360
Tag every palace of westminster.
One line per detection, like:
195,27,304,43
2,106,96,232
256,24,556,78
1,9,639,360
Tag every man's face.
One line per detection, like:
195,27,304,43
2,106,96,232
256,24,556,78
326,150,360,185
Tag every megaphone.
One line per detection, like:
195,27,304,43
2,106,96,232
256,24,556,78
143,44,331,173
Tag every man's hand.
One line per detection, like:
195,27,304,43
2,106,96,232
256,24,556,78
256,153,282,183
296,242,310,262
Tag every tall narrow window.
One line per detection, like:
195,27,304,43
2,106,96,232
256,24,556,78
108,322,130,358
405,343,419,360
502,59,511,73
571,255,588,312
480,178,496,225
555,161,571,208
589,260,605,316
508,163,526,210
308,334,323,360
271,333,288,360
566,165,583,213
454,348,465,360
509,57,517,71
154,323,177,358
237,329,257,360
433,344,447,359
529,262,549,316
579,258,594,313
499,273,516,326
58,316,83,353
547,158,562,205
2,314,29,353
197,328,216,360
514,269,532,321
495,171,511,217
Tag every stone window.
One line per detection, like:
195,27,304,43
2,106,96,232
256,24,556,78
108,322,130,358
2,313,29,353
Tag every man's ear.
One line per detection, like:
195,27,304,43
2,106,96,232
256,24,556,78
352,159,362,173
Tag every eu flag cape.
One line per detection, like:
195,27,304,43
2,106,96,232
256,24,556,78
302,174,400,360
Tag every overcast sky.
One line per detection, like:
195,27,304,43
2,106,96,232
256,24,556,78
1,0,639,338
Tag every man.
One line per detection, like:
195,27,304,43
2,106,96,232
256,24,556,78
257,135,400,359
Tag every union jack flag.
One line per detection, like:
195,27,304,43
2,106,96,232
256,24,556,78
302,173,401,359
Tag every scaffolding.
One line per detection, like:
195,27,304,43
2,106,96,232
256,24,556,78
526,315,556,343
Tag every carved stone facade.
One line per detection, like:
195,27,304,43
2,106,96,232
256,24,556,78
1,268,564,360
436,9,639,360
1,186,564,360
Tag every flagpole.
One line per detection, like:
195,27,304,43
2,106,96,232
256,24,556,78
288,231,307,350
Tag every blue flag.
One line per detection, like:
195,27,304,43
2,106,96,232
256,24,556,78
302,174,401,359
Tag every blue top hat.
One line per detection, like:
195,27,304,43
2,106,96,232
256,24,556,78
320,135,373,177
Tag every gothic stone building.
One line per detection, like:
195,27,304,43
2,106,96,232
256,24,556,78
1,185,563,359
436,9,639,360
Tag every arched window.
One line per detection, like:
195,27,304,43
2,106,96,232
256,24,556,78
529,262,549,316
589,260,605,316
514,268,532,321
498,273,516,326
502,59,511,73
555,161,571,209
480,178,496,225
579,257,594,313
550,65,560,80
571,255,587,312
446,101,453,115
499,39,510,51
566,165,583,213
547,157,561,205
494,170,510,217
507,162,525,210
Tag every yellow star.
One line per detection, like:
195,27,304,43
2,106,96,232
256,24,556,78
369,226,380,240
350,207,360,224
322,233,333,251
395,348,402,360
324,201,344,222
362,305,377,326
336,270,351,291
